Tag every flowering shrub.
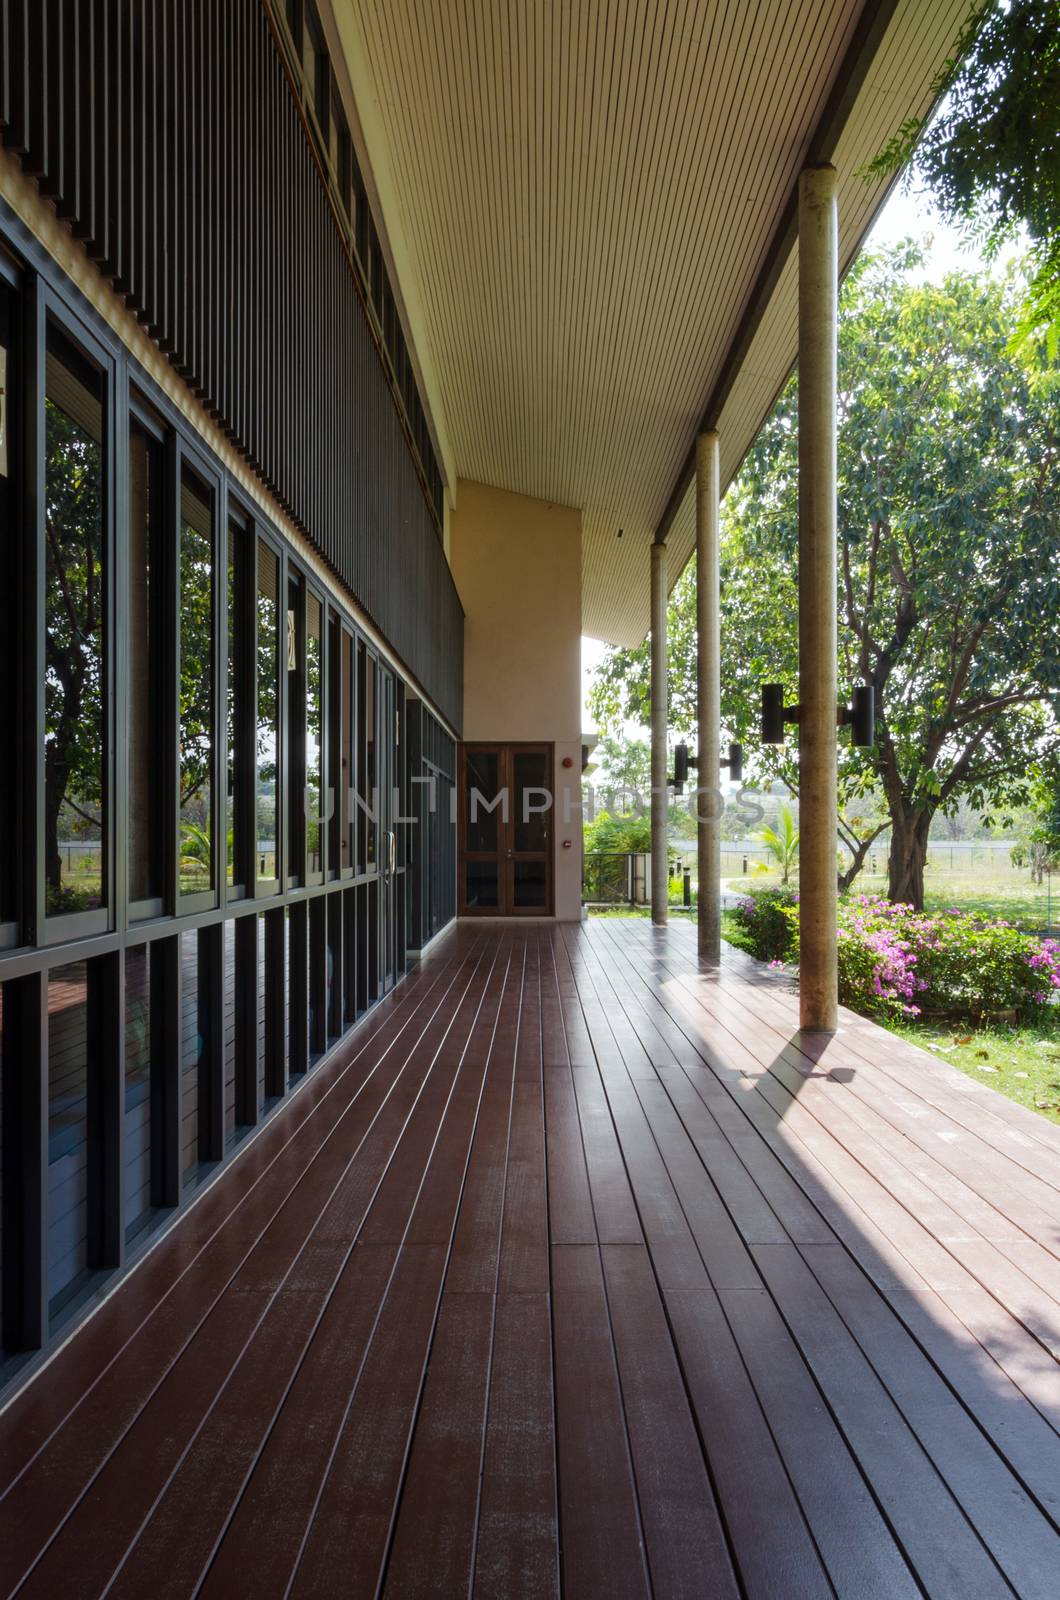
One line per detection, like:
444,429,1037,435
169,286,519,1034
834,898,926,1020
834,896,1060,1020
729,888,1060,1022
729,886,799,963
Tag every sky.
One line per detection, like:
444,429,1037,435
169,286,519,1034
580,175,1016,734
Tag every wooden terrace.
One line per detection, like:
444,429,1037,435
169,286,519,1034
1,918,1059,1598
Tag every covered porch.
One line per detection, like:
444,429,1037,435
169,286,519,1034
2,917,1058,1598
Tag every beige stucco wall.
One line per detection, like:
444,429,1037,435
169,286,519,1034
449,480,584,920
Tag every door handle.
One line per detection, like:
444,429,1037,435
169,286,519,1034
388,830,397,872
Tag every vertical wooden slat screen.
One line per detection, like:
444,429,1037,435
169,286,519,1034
0,0,462,731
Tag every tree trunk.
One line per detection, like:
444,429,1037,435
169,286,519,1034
887,803,934,909
838,832,879,893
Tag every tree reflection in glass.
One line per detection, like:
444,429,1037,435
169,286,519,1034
44,335,106,916
179,469,214,895
306,591,322,874
256,542,279,886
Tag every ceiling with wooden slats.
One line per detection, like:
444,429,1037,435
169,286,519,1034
333,0,969,646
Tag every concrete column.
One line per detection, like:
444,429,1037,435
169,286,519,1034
696,431,721,959
798,164,839,1031
650,539,669,925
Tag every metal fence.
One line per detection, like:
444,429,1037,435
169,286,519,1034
584,841,1056,930
583,852,650,906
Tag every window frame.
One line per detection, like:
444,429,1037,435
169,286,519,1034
174,436,224,916
38,289,117,949
126,392,172,925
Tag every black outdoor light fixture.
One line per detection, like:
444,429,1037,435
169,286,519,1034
760,682,875,747
840,683,876,747
670,740,743,795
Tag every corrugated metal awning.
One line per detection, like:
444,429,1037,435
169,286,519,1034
332,0,969,645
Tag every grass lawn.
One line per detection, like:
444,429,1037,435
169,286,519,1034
883,1014,1060,1129
587,904,696,918
722,869,1057,930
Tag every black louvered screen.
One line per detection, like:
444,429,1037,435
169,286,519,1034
0,0,463,731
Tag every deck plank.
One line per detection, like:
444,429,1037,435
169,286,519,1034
2,921,1059,1598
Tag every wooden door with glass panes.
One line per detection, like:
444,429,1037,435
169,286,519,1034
458,744,553,916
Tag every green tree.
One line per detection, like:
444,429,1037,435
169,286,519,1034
868,0,1060,352
590,732,651,807
1011,761,1060,882
589,247,1060,909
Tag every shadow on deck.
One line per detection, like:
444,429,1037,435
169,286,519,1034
1,918,1059,1598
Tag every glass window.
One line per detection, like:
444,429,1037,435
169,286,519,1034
179,466,214,896
124,944,153,1243
513,861,547,908
466,751,502,853
329,88,344,182
48,961,91,1315
128,420,164,905
226,518,249,892
338,628,352,870
306,591,323,876
363,650,376,868
513,750,549,852
256,542,279,890
257,912,267,1109
302,3,326,114
0,288,19,929
180,931,201,1183
44,330,106,918
287,574,303,883
0,983,4,1346
466,861,498,909
223,919,236,1145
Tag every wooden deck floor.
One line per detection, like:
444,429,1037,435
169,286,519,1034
2,918,1060,1598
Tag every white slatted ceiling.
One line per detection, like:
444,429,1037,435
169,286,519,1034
344,0,968,645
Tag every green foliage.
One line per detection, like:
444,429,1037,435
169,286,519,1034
779,893,1060,1021
584,809,653,854
1010,761,1060,880
729,885,799,963
588,246,1060,907
867,0,1060,353
590,733,651,802
756,803,799,884
179,514,214,808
